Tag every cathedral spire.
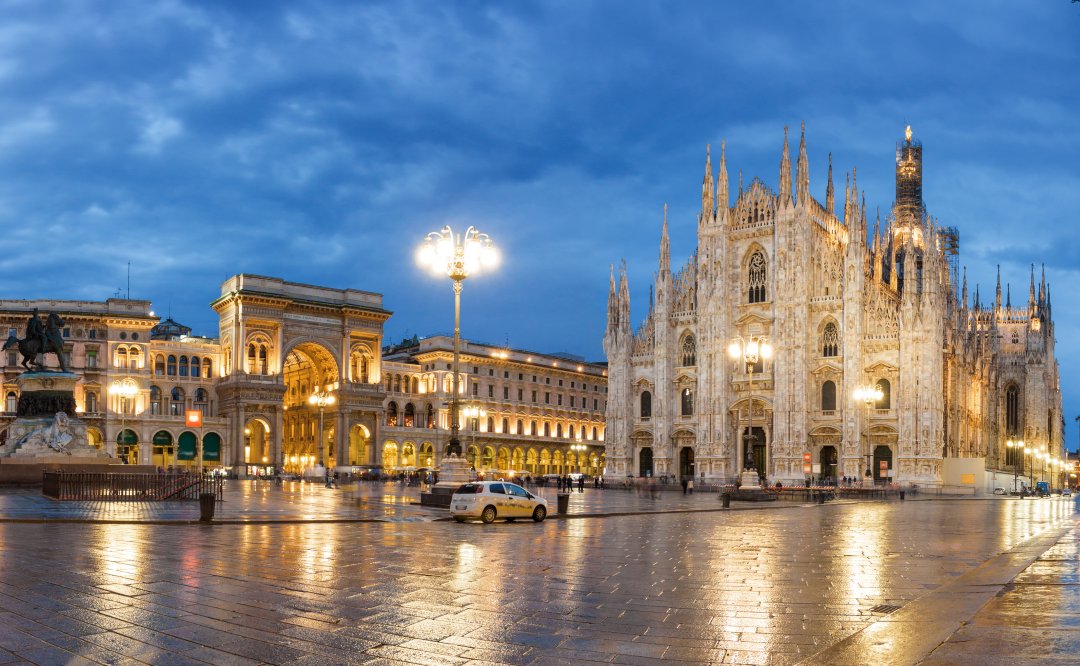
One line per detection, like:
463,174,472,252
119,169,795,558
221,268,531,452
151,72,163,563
659,204,670,275
700,144,714,221
1006,283,1011,309
778,125,792,205
796,121,809,205
844,172,851,223
995,265,1002,310
825,152,835,215
716,140,729,215
962,267,968,308
738,169,743,199
1029,264,1036,309
1039,264,1046,305
618,259,630,328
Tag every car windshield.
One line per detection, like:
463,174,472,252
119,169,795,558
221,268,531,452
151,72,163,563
455,483,484,494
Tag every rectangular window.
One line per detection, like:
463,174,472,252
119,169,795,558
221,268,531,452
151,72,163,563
63,328,71,338
488,385,494,398
472,383,478,396
531,390,537,403
503,387,509,399
571,381,576,389
6,352,15,367
558,379,563,387
558,395,563,406
519,373,523,380
488,369,494,376
7,328,16,337
544,392,550,404
546,378,550,385
504,371,509,378
570,396,576,408
593,399,598,410
86,351,98,368
88,329,96,339
473,366,478,374
532,375,537,382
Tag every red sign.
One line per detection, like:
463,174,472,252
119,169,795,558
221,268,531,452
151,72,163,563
185,410,203,427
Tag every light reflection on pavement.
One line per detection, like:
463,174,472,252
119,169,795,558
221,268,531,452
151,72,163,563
0,495,1074,664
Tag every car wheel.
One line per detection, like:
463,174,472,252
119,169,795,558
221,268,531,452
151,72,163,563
453,516,466,523
481,506,497,524
532,505,547,522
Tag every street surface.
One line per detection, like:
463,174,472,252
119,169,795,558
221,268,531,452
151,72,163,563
0,483,1075,664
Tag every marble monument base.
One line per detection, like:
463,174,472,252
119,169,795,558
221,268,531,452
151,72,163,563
0,372,111,462
421,454,474,507
733,468,776,501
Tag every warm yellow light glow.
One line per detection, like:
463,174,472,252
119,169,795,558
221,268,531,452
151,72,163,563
905,125,913,142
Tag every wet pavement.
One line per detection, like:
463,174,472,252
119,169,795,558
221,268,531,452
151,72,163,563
0,480,831,524
0,486,1077,664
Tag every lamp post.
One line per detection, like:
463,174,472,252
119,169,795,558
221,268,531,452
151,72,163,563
309,389,336,483
1006,439,1025,494
571,441,588,474
853,383,884,486
108,379,138,464
728,335,772,479
1026,448,1035,492
462,404,486,471
416,226,499,458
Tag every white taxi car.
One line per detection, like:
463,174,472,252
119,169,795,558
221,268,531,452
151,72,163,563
450,481,548,523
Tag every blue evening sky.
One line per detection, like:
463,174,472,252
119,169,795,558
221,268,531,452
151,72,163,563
2,1,1078,444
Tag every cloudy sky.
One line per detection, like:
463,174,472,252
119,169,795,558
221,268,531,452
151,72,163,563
2,1,1079,442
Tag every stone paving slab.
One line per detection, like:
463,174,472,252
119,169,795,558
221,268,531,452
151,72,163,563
0,480,857,523
0,487,1075,664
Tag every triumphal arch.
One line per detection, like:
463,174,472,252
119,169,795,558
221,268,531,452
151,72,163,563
211,275,390,476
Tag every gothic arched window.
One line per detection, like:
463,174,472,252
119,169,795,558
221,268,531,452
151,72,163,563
640,390,652,419
1006,385,1020,435
876,379,891,409
681,335,696,367
822,322,839,357
748,250,767,303
681,388,694,416
821,380,837,411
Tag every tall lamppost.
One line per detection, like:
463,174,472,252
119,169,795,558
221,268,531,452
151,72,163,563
1026,448,1035,491
309,389,336,480
463,404,486,471
109,378,138,464
728,335,772,478
416,226,498,457
853,383,884,486
571,441,588,474
1006,439,1025,494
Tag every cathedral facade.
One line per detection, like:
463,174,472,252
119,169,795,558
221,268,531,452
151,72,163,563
603,126,1063,490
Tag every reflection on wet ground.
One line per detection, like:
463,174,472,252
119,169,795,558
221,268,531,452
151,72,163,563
0,496,1074,663
0,479,842,522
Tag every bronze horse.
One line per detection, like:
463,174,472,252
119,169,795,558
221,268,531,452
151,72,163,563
2,312,69,372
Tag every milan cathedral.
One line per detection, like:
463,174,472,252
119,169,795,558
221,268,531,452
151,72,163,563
603,125,1062,489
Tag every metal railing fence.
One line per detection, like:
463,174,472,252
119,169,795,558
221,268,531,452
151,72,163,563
42,472,224,501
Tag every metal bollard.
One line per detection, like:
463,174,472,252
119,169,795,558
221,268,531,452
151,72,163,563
721,492,731,508
199,493,216,522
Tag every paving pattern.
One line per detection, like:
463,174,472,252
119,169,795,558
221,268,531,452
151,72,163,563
0,489,1075,664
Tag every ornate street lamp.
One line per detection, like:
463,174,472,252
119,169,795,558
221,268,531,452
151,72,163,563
571,441,588,474
728,335,772,477
108,378,139,463
309,389,336,481
416,226,499,457
462,404,487,470
853,383,884,484
1006,439,1025,494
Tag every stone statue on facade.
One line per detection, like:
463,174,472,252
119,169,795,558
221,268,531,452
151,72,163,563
2,310,70,372
10,412,74,454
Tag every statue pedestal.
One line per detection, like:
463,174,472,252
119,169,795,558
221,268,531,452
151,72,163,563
734,468,776,502
740,469,762,488
0,372,111,462
421,454,474,507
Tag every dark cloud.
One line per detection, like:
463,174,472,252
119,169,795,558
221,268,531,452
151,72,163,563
0,0,1078,431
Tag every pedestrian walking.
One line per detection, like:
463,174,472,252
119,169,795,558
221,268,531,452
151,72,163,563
578,476,584,493
681,478,688,494
687,478,694,494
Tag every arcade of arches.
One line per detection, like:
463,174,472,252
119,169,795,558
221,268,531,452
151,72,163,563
380,439,604,476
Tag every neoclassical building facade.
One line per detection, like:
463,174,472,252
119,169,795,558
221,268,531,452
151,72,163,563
604,125,1063,489
0,275,609,477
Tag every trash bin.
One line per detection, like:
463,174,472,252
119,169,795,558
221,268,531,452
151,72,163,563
721,492,731,508
556,492,570,514
199,493,216,522
818,492,826,504
899,490,905,501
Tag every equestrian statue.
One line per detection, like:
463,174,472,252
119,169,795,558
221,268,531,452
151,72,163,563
2,309,70,373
